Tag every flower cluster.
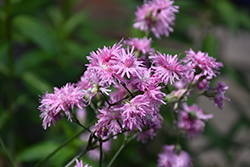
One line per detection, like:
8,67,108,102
133,0,179,38
37,0,230,166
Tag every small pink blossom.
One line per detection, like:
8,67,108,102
124,37,155,55
158,145,192,167
86,41,123,85
184,49,223,77
134,0,179,38
39,83,86,129
137,128,157,143
118,95,151,131
111,46,145,79
150,52,188,85
177,103,213,137
75,159,91,167
95,105,122,137
214,82,230,109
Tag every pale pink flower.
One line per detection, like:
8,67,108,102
133,0,179,38
184,49,223,77
111,46,145,79
158,145,192,167
75,159,91,167
177,103,213,136
124,37,155,54
86,41,123,85
214,82,230,109
137,128,157,143
118,95,151,131
149,52,188,85
95,105,122,137
39,83,86,129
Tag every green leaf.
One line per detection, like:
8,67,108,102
16,142,59,162
212,0,239,32
63,12,87,35
16,49,53,72
21,71,53,93
238,11,250,30
13,15,59,54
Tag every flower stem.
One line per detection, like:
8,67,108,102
34,129,84,167
71,111,92,134
107,133,138,167
0,137,15,167
121,83,134,98
99,140,103,167
34,119,96,167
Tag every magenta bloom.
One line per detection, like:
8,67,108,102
86,41,122,85
111,46,145,79
150,52,188,85
184,49,223,77
177,103,213,137
119,95,151,131
214,82,230,109
133,0,179,38
39,83,86,129
137,128,156,143
124,37,155,54
95,106,122,137
158,145,192,167
75,159,91,167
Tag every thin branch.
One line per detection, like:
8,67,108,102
100,91,111,106
121,83,134,98
34,129,85,167
0,137,15,167
70,111,92,134
99,140,103,167
107,133,139,167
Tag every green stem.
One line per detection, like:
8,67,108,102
64,146,89,167
34,119,97,167
107,133,138,167
99,140,103,167
0,137,15,167
34,129,85,167
65,135,99,167
121,83,134,98
70,111,92,133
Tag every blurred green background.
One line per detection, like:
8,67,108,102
1,0,250,166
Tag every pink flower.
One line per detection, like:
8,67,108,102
177,103,213,137
86,41,123,85
111,46,145,79
124,37,155,55
74,159,91,167
118,95,151,131
38,83,86,129
137,128,156,143
158,145,192,167
214,82,230,109
133,0,179,38
184,49,223,77
149,52,188,85
95,105,122,137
